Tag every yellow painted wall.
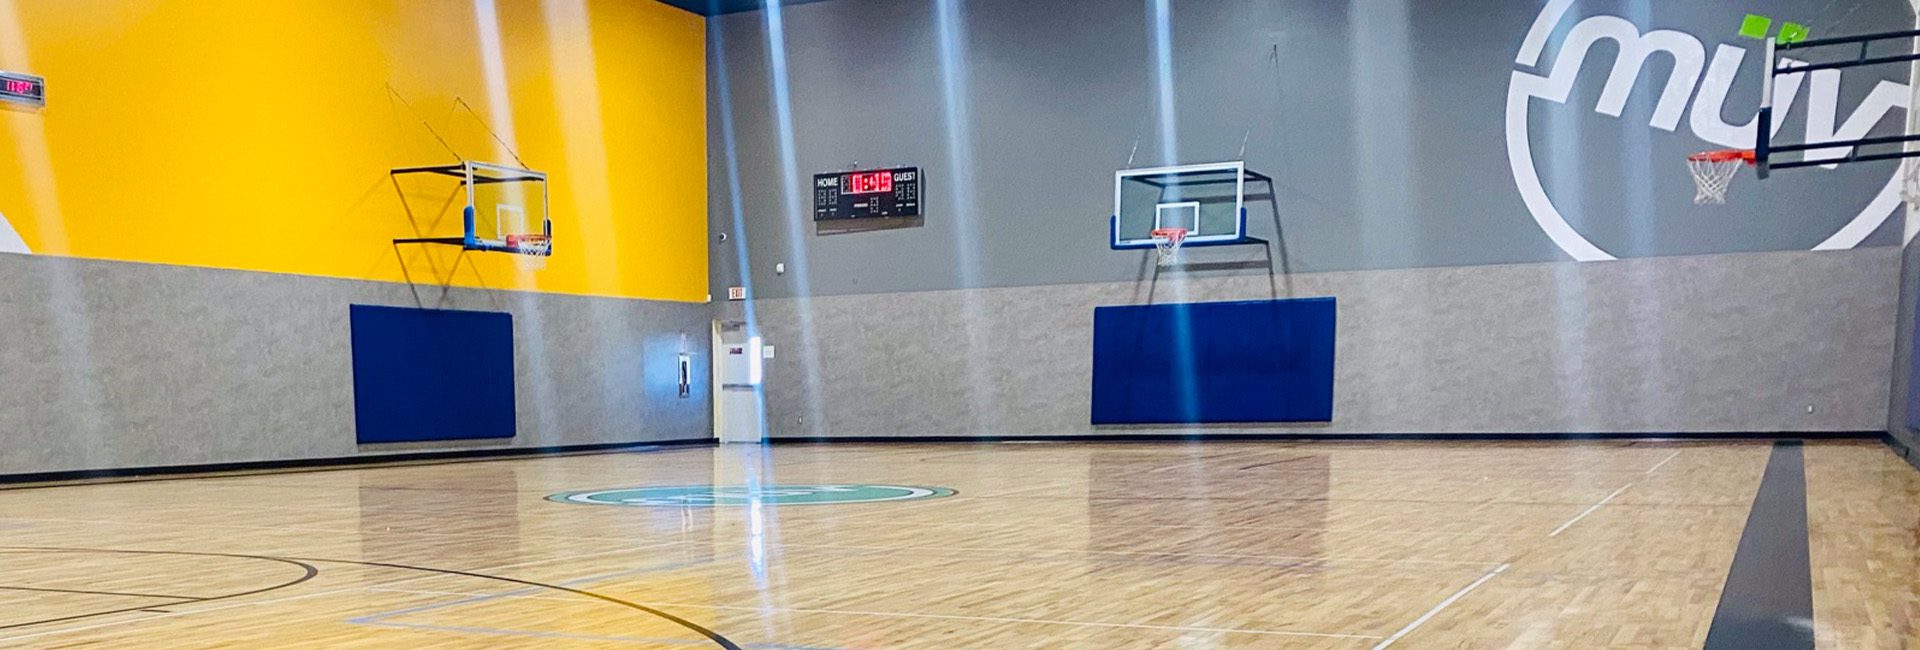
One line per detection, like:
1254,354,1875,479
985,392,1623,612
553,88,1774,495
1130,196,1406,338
0,0,707,302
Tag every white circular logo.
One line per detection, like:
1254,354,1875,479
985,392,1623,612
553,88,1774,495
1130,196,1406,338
1505,0,1907,261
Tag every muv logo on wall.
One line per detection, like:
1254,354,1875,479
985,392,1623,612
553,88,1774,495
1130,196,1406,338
1506,0,1910,261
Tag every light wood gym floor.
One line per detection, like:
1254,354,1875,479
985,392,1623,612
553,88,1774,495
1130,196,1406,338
0,440,1913,648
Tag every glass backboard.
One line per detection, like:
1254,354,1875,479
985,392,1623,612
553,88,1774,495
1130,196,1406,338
1112,161,1250,249
464,161,550,255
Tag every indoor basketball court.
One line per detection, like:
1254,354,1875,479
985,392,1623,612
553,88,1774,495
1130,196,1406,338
3,0,1920,648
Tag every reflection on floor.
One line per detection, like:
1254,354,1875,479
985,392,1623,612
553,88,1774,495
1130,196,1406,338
0,440,1913,648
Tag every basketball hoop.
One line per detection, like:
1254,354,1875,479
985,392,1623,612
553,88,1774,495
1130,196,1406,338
505,233,550,255
1150,227,1187,266
505,233,550,271
1685,149,1755,204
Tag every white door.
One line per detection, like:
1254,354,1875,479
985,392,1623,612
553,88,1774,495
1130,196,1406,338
712,320,765,443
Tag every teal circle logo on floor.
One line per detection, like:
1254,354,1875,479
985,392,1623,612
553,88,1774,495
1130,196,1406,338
547,484,955,507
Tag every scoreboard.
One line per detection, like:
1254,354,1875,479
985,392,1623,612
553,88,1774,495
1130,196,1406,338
814,166,921,220
0,71,44,108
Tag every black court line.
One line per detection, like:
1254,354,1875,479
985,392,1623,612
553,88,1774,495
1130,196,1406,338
0,548,318,632
0,585,199,600
283,556,742,650
0,546,740,650
1702,441,1814,650
1236,456,1323,471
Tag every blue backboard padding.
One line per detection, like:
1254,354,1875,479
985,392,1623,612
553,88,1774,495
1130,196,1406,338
350,305,516,444
1091,297,1335,425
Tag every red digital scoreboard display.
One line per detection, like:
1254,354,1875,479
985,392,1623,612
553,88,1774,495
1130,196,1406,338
844,170,894,194
0,72,44,108
814,166,921,220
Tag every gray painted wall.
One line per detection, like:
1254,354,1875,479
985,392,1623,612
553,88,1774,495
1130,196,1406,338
0,253,712,476
708,0,1908,437
708,0,1909,300
755,249,1898,437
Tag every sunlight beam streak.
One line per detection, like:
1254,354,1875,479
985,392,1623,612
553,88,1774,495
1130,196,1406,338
0,0,108,465
763,1,829,437
475,0,559,439
935,0,1000,433
709,19,771,438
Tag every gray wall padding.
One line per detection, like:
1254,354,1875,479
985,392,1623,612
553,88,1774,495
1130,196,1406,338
0,253,712,475
753,249,1897,437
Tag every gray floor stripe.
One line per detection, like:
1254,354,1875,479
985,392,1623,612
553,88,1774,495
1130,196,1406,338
1702,441,1813,650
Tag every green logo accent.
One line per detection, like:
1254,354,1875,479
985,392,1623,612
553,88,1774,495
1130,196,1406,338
547,484,955,507
1738,14,1809,44
1777,22,1809,44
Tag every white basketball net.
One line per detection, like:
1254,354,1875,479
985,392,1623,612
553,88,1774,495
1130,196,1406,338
1686,152,1750,204
506,234,550,271
517,252,549,272
1150,227,1187,266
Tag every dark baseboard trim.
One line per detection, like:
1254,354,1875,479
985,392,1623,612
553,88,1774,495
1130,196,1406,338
0,438,718,489
767,431,1883,444
1884,432,1920,473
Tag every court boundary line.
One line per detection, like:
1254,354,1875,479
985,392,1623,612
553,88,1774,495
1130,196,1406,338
1370,563,1510,649
347,557,716,624
0,548,319,632
1547,484,1633,537
1541,448,1690,538
0,585,201,601
1645,450,1682,474
340,559,856,649
292,555,739,649
0,581,361,645
354,621,836,650
0,543,681,645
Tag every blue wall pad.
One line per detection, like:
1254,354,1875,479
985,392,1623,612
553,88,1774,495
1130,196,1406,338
1092,297,1336,425
350,305,517,444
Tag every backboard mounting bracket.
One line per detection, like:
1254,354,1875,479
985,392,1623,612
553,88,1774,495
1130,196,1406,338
1756,29,1920,179
390,160,552,257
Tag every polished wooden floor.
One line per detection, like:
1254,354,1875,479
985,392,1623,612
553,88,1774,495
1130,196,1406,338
0,440,1914,648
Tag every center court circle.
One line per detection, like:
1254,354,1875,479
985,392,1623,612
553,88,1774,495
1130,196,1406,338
546,484,956,507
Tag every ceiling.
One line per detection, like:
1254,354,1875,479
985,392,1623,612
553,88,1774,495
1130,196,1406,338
653,0,841,16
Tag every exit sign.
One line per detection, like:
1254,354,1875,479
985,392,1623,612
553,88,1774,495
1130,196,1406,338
0,71,44,108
